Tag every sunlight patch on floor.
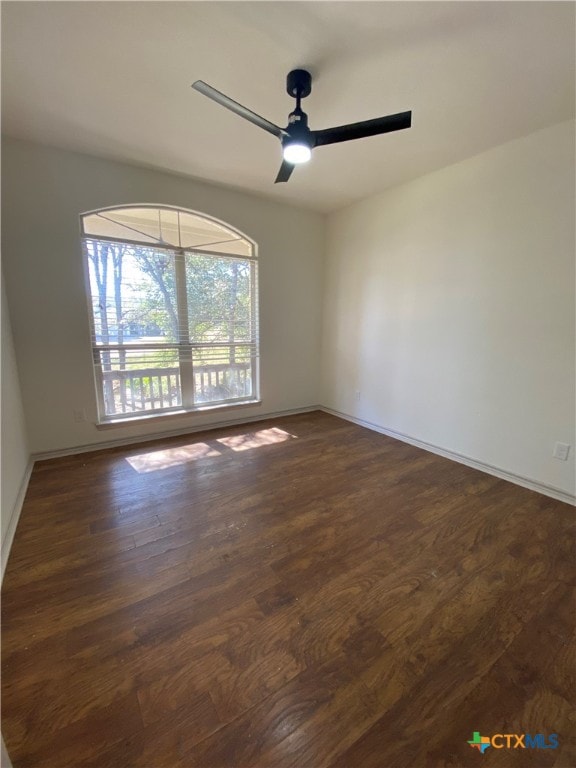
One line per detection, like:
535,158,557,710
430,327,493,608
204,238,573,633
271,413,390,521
125,428,297,472
126,442,221,473
216,427,296,451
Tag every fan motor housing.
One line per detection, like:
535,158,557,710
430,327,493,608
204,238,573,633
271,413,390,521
287,69,312,99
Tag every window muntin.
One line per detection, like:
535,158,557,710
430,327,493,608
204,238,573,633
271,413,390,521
81,206,259,422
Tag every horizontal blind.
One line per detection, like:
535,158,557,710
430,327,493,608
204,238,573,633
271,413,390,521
84,240,258,348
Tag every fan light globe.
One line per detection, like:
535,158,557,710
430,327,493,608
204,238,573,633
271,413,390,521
283,142,311,164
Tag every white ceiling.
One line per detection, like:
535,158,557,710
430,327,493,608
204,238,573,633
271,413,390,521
2,2,574,213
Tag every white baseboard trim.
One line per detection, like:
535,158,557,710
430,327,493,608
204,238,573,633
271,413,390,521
1,458,34,583
320,407,576,506
32,406,320,462
1,735,13,768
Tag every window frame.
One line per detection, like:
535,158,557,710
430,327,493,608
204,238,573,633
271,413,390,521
80,205,260,425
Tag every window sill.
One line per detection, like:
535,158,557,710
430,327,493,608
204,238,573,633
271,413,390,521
95,399,263,430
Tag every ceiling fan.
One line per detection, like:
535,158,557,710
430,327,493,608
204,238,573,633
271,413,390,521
192,69,412,183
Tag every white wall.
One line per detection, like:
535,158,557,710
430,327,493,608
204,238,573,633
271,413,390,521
1,277,30,560
1,138,325,454
321,120,575,499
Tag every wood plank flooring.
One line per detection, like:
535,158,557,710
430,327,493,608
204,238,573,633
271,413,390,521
2,411,574,767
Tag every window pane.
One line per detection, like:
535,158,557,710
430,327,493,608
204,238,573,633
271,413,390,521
192,345,254,404
96,347,181,417
82,213,159,244
179,211,251,256
185,254,254,344
194,238,252,257
159,208,181,248
85,240,178,344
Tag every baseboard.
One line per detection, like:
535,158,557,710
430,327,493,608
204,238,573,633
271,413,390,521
320,407,576,506
32,406,321,462
1,735,13,768
1,458,34,583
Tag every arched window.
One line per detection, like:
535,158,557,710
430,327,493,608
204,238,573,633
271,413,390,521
80,205,259,422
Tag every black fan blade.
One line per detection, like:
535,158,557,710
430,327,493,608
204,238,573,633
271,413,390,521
312,110,411,148
192,81,286,139
274,159,295,183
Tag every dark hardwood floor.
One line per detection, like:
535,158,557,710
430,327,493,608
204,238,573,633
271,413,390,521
2,411,574,767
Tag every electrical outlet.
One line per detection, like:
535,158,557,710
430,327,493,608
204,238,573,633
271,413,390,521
73,409,86,423
553,442,571,461
355,390,361,402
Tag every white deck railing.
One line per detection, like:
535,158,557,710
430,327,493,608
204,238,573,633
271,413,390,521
102,362,251,415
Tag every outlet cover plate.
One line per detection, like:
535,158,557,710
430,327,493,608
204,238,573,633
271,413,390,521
553,442,571,461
